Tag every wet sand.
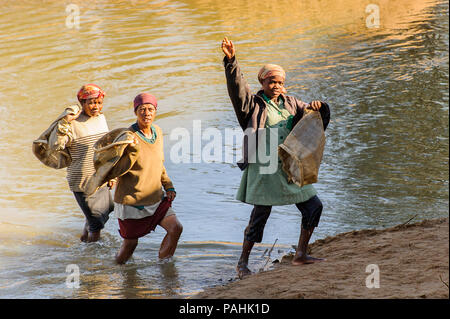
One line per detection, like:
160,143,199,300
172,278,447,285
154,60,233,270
194,217,449,299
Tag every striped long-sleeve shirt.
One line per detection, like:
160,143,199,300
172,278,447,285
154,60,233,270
56,113,109,192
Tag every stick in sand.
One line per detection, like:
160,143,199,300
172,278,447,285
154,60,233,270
260,238,278,272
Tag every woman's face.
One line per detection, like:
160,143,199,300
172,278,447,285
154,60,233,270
135,103,157,127
82,97,103,117
262,75,285,99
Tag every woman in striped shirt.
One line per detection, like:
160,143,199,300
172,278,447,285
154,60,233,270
55,84,114,242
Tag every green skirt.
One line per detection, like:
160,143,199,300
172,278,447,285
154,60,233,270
236,125,317,206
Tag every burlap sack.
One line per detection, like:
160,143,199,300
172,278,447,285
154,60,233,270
32,105,80,169
83,128,139,196
278,109,325,187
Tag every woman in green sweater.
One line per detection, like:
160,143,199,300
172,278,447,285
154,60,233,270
114,93,183,264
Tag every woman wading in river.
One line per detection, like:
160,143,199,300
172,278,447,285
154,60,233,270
113,93,183,264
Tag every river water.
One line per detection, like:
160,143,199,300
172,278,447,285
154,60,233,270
0,0,448,298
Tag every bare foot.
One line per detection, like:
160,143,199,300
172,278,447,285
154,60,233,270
115,239,138,264
87,231,101,242
291,254,326,265
236,263,252,279
80,224,89,242
115,252,125,265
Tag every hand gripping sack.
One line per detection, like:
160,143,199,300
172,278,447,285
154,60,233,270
278,109,325,187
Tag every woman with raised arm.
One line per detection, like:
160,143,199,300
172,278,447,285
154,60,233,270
221,37,331,278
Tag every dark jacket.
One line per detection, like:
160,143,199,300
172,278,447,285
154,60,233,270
223,56,330,170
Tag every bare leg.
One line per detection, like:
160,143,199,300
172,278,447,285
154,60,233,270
158,215,183,260
115,238,138,264
292,226,325,265
236,239,254,279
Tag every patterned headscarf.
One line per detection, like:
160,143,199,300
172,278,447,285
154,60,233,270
258,64,287,94
258,64,286,84
77,84,105,102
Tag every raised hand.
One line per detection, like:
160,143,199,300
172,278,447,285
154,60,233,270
221,37,235,60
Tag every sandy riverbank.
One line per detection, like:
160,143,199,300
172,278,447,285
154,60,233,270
194,217,449,299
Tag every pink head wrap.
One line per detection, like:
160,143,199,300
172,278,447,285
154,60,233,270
77,84,105,102
133,93,158,111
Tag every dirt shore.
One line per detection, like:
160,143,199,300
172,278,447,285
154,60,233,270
194,217,449,299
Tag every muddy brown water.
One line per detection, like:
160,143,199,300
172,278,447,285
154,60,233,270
0,0,447,298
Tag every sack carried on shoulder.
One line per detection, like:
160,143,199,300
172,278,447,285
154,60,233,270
83,128,138,196
31,105,80,169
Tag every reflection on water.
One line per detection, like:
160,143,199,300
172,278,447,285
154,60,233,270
0,0,448,298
